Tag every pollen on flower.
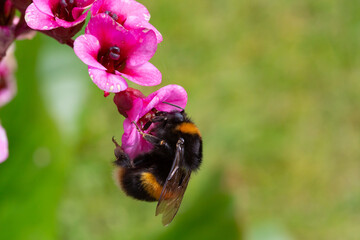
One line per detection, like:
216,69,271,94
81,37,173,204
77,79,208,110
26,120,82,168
110,85,114,91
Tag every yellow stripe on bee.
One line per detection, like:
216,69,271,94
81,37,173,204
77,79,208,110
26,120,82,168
141,172,163,200
141,172,175,200
175,122,201,137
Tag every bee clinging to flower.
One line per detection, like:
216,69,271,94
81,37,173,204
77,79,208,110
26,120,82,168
112,85,202,226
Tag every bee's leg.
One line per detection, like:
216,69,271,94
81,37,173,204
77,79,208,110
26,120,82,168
143,120,153,131
112,137,132,168
132,121,170,149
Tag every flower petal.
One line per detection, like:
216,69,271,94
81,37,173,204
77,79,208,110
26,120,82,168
25,3,59,30
143,85,187,114
90,0,102,15
72,6,86,19
124,16,163,43
0,125,9,163
76,0,95,8
114,0,149,19
32,0,55,17
91,0,149,20
121,62,161,86
126,29,157,67
0,46,17,107
88,67,128,92
126,97,144,122
121,118,152,159
0,73,16,108
74,34,106,70
86,14,136,49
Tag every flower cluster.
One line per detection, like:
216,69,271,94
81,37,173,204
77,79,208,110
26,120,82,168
25,0,162,90
0,0,190,162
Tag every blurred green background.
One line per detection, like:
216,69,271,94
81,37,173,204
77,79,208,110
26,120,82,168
1,0,360,239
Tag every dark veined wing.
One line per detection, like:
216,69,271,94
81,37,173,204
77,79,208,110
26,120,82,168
155,138,191,226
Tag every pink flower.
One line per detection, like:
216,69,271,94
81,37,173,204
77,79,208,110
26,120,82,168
0,124,9,163
74,14,161,93
91,0,162,43
0,45,16,107
116,85,187,158
25,0,95,43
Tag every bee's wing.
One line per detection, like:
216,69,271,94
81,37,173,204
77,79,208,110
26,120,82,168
155,138,191,226
156,170,191,226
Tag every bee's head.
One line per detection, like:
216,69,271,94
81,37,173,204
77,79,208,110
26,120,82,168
112,137,123,159
154,110,186,123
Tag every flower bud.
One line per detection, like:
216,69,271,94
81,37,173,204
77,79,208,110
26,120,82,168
113,88,145,118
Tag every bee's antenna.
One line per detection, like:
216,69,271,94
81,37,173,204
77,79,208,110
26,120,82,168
162,101,184,111
112,137,120,147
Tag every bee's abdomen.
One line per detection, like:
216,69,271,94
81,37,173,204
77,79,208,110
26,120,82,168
140,172,164,200
116,168,158,202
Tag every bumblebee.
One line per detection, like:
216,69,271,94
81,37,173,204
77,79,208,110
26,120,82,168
112,103,202,226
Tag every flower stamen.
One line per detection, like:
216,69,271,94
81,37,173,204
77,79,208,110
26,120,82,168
109,46,120,61
55,0,76,21
104,11,118,21
98,46,126,73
